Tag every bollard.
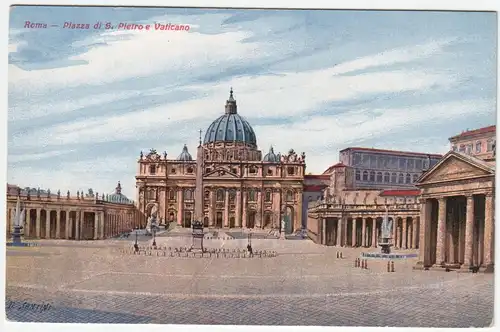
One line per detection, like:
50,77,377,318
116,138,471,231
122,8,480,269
336,251,339,258
339,252,343,259
387,261,391,272
391,261,395,272
364,259,368,269
360,259,364,269
355,258,359,267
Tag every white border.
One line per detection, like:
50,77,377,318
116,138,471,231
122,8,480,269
1,1,499,332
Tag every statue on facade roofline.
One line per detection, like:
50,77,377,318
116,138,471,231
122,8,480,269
140,151,143,159
163,151,167,159
47,189,51,198
36,188,41,198
67,190,70,199
57,190,61,199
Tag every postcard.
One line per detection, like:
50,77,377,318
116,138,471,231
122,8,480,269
5,3,496,328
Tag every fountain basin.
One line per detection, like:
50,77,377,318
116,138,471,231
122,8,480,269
361,252,417,259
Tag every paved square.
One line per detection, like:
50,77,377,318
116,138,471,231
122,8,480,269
5,234,494,327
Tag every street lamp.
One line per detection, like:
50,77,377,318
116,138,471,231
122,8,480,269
134,227,139,252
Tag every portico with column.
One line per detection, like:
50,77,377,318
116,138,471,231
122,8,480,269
415,151,495,272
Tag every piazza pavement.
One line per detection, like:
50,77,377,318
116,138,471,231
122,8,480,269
5,227,494,327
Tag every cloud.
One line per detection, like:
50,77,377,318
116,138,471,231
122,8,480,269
8,149,75,163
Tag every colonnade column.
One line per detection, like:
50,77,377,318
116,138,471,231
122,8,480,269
56,210,61,239
435,197,447,265
417,199,432,267
25,209,31,238
224,190,230,228
483,193,494,271
351,218,357,247
402,217,407,249
94,213,99,240
66,211,71,239
412,217,419,249
463,195,474,268
100,212,105,239
361,218,366,247
372,218,377,248
392,217,397,248
36,208,41,238
336,217,342,247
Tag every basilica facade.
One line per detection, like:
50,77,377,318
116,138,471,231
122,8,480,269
135,89,306,232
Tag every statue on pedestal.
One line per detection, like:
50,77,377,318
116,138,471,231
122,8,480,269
379,206,394,254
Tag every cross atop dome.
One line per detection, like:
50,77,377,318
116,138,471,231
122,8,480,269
225,87,237,114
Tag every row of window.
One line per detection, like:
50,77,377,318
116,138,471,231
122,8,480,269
452,139,495,155
355,170,419,184
148,165,194,175
351,153,433,171
147,189,295,203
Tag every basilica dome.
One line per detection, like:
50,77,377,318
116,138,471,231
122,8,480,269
203,88,257,147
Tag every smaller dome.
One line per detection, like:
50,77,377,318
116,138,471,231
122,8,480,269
177,144,193,161
107,181,133,204
263,146,280,162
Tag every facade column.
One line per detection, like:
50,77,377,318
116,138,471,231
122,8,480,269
412,217,419,249
342,217,348,247
483,193,494,271
235,189,242,227
408,218,413,249
256,190,262,228
36,208,41,238
436,197,447,265
100,212,105,239
45,211,51,239
224,190,230,228
351,218,357,247
321,218,327,245
402,217,407,249
361,218,366,247
242,190,248,228
336,217,342,247
94,212,99,240
296,191,303,232
208,189,215,227
177,189,184,226
56,210,61,239
417,199,432,267
464,195,475,267
372,218,377,248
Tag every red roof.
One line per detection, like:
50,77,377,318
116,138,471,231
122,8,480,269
322,162,348,174
340,147,442,158
449,125,496,140
304,174,330,180
304,185,327,192
379,189,421,197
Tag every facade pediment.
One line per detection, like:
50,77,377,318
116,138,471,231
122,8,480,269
418,151,494,185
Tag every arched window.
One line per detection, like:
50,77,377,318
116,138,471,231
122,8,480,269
384,172,390,183
355,170,361,181
452,145,457,152
248,189,256,202
216,189,224,202
184,189,193,200
459,145,466,153
204,190,210,200
398,173,404,183
413,174,419,183
391,173,397,183
466,144,472,154
229,189,236,203
265,190,272,202
249,166,257,174
362,171,368,181
369,171,375,181
187,167,194,173
405,173,411,184
376,172,383,182
286,190,294,202
149,165,156,174
475,141,482,153
287,167,295,175
169,190,176,201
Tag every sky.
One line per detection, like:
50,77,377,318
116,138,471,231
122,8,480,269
7,6,497,199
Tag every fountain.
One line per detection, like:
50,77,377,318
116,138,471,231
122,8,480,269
7,195,36,247
360,206,417,260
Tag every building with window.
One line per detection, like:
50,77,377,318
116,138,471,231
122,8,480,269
135,89,306,232
449,125,496,161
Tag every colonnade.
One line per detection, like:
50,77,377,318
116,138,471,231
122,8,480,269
418,193,494,270
6,206,137,240
319,215,420,249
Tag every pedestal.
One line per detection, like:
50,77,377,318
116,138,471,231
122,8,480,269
11,226,24,245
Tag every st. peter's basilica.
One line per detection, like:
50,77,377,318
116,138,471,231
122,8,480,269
135,89,306,232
